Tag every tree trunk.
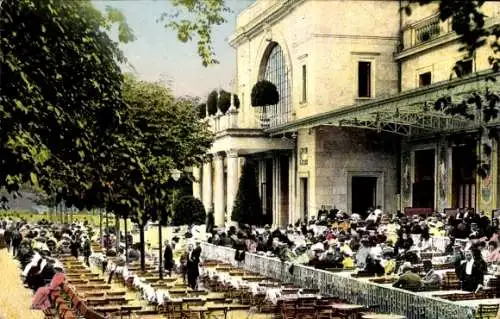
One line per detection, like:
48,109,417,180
139,224,146,271
124,216,129,264
105,210,109,235
115,214,120,251
99,209,103,247
158,222,163,280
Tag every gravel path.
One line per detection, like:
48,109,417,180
0,249,44,319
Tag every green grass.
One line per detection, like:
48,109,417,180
0,210,134,229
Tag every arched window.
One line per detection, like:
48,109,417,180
259,42,291,127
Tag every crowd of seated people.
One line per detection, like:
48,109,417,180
0,218,94,293
207,206,500,294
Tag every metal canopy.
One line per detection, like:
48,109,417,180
267,71,500,137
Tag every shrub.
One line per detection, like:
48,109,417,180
172,195,206,226
233,94,240,109
207,90,218,115
231,159,264,226
251,80,279,107
217,90,231,114
197,103,207,119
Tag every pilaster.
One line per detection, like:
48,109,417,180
202,158,213,214
272,156,281,228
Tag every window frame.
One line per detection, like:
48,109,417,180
418,71,432,87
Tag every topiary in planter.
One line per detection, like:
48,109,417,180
197,103,207,119
251,80,279,107
233,94,240,109
217,90,231,114
207,90,218,115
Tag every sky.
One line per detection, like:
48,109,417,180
92,0,254,99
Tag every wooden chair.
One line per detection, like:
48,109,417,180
281,300,297,319
295,306,315,319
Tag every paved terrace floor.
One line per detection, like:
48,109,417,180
0,249,44,319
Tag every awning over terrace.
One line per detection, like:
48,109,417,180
267,71,500,137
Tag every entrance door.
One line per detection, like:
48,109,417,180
351,176,377,218
452,144,476,209
300,178,308,220
412,149,435,209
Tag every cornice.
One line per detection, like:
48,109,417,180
312,33,398,41
229,0,306,47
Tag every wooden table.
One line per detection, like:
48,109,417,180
361,314,406,319
331,303,365,318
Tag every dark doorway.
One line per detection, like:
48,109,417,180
452,144,476,209
412,149,435,209
300,178,308,220
351,176,377,218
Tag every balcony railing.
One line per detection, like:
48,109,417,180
402,14,451,50
205,107,244,133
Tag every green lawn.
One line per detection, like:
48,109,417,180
0,210,184,247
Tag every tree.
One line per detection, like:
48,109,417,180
217,90,231,114
231,159,264,226
172,195,206,226
251,80,280,107
115,75,213,269
0,0,134,207
207,90,219,115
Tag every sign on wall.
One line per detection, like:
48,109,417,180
299,147,308,165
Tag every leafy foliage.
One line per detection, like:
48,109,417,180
172,195,206,226
231,160,264,226
251,80,279,107
159,0,230,66
217,90,231,114
207,90,219,115
0,0,133,206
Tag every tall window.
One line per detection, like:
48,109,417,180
260,43,291,127
358,61,372,98
301,64,307,103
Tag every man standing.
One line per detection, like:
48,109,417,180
163,240,174,277
186,242,201,289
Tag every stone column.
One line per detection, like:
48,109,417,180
226,151,239,224
289,152,296,224
258,158,266,215
272,155,281,228
202,159,213,214
213,153,225,226
192,165,202,200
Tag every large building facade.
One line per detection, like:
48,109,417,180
193,0,500,227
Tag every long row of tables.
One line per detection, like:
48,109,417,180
200,242,497,319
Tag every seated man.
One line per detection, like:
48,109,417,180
393,265,422,291
421,260,441,289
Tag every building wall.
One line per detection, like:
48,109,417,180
313,126,399,215
400,2,500,91
296,128,316,219
234,0,400,128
